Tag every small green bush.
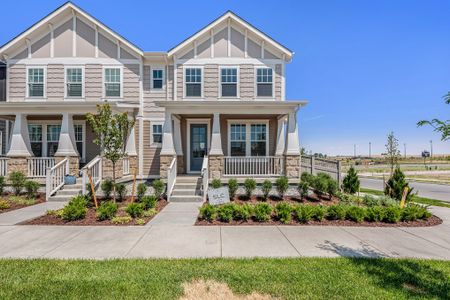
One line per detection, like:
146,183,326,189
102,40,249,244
383,206,401,223
366,206,385,222
136,183,148,202
379,196,398,207
228,179,238,200
69,195,89,207
311,174,328,196
211,179,222,189
261,180,272,200
233,204,253,221
326,178,338,197
152,179,165,199
295,205,314,223
384,166,414,202
346,206,366,223
0,176,5,194
9,171,26,195
363,195,381,207
24,180,40,199
0,199,10,210
217,203,235,223
199,204,216,222
298,181,309,199
254,203,272,222
96,201,118,221
126,203,144,218
300,172,314,186
275,176,289,199
85,183,94,202
135,218,146,225
311,205,326,221
111,216,132,224
141,195,157,210
275,202,292,224
62,196,87,221
143,208,157,217
244,178,256,199
101,178,114,199
115,183,127,202
342,166,360,194
327,205,346,220
401,204,431,222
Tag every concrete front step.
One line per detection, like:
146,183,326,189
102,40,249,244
175,176,201,183
169,195,203,202
171,188,199,196
56,189,82,196
48,195,73,202
173,183,200,190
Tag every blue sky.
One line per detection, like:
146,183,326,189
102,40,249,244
1,0,449,156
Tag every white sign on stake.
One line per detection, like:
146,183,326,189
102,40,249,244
208,186,230,206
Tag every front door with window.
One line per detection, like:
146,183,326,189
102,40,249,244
190,124,207,172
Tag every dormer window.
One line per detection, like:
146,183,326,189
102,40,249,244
256,68,273,97
220,68,238,98
185,68,202,97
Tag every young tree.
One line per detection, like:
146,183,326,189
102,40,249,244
86,104,134,201
384,166,414,202
417,92,450,141
385,131,400,174
342,166,360,194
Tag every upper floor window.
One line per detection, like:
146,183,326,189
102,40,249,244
66,68,83,98
104,68,121,97
221,68,238,98
152,69,164,89
185,68,202,97
151,123,163,145
256,68,273,97
27,68,44,97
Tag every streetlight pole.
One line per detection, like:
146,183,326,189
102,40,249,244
404,143,406,158
430,140,433,158
354,144,356,158
369,142,371,158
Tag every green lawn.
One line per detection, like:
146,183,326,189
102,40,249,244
0,258,449,299
360,188,450,208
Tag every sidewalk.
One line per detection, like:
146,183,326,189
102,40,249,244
0,202,66,225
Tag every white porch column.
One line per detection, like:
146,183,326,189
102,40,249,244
209,112,223,155
125,125,137,156
173,116,183,156
160,111,176,156
275,116,287,156
55,113,78,156
7,113,33,157
285,110,300,155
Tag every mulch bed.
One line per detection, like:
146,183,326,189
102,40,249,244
23,197,168,226
0,193,46,214
231,194,340,206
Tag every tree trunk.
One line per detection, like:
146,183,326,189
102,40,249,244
112,161,116,202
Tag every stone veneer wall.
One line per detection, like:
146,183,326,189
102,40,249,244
159,155,175,179
5,157,28,174
177,155,184,174
54,156,79,177
209,155,223,179
284,155,300,179
102,157,123,179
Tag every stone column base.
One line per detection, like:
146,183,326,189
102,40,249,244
6,157,28,175
129,156,138,175
209,155,223,179
284,155,300,179
177,155,184,174
102,157,123,180
55,156,80,177
160,155,175,179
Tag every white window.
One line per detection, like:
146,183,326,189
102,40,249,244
104,68,122,97
230,124,246,156
151,123,163,145
27,68,45,97
66,68,83,98
185,68,202,97
250,124,267,156
46,125,61,157
28,124,43,157
256,68,273,97
220,68,238,98
228,121,268,157
74,124,84,161
151,68,164,89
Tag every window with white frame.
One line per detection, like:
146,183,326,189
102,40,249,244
28,124,43,157
221,68,238,97
66,68,83,98
152,69,164,89
28,68,45,97
229,122,268,157
151,123,163,145
230,124,246,156
104,68,121,97
250,124,267,156
46,125,61,157
74,124,84,160
256,68,273,97
185,68,202,97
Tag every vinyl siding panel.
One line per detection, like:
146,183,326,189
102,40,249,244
142,65,165,118
140,120,161,176
204,64,218,100
8,64,26,101
275,64,282,101
176,64,183,99
123,64,140,101
85,64,102,101
239,64,254,100
47,64,64,101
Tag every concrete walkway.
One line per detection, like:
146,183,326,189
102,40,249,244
0,202,66,225
147,203,202,226
0,204,448,259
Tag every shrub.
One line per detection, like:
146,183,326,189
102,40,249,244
141,195,157,210
326,178,338,198
383,206,401,223
9,171,26,195
275,202,292,224
243,178,256,199
69,195,89,207
143,208,157,217
211,179,222,189
401,204,431,222
346,206,366,223
366,206,385,222
253,203,272,222
217,203,235,223
115,183,127,202
311,174,328,196
0,199,10,210
233,204,253,221
311,205,326,221
295,205,314,223
112,216,132,224
135,218,146,225
136,183,147,202
298,181,309,199
384,166,414,201
261,180,272,200
228,179,238,200
199,204,216,222
24,180,40,199
275,176,289,199
327,205,346,220
96,201,118,221
101,178,114,199
85,183,94,202
46,209,63,217
62,196,87,221
379,196,398,207
363,195,381,207
300,172,314,186
126,203,144,218
152,179,165,199
342,166,360,194
0,176,5,195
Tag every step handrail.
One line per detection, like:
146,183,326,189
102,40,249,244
81,155,102,194
45,157,69,200
166,157,177,201
201,155,209,202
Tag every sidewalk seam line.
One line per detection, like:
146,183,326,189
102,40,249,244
276,226,302,257
396,227,450,251
219,226,223,257
39,227,88,258
124,226,153,257
340,227,390,257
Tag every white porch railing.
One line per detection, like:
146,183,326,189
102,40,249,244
166,157,177,201
82,156,102,195
123,156,130,175
45,158,68,200
0,157,8,177
224,156,284,176
201,156,209,202
28,157,55,178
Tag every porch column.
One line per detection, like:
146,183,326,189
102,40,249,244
284,110,301,178
160,111,176,178
209,112,224,179
173,116,184,173
6,113,33,174
275,116,287,156
55,113,79,176
125,125,138,174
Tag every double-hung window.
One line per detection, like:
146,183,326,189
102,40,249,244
74,124,84,161
28,68,45,97
28,124,43,157
256,68,273,97
151,124,163,145
221,68,238,97
105,68,121,97
46,125,61,157
229,122,268,157
250,124,267,156
185,68,202,97
66,68,83,98
230,124,246,156
152,69,164,89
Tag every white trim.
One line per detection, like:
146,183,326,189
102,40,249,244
210,29,214,58
227,18,231,57
186,118,210,174
254,66,275,99
116,40,121,59
173,55,177,100
177,57,283,65
64,65,85,100
48,23,54,58
138,117,143,177
72,12,77,57
281,57,286,101
244,29,248,58
149,121,163,147
94,25,99,58
227,119,269,157
25,65,47,100
8,57,139,65
261,40,265,59
183,65,204,99
25,39,32,59
102,65,124,99
150,66,165,90
218,65,240,99
193,41,197,59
